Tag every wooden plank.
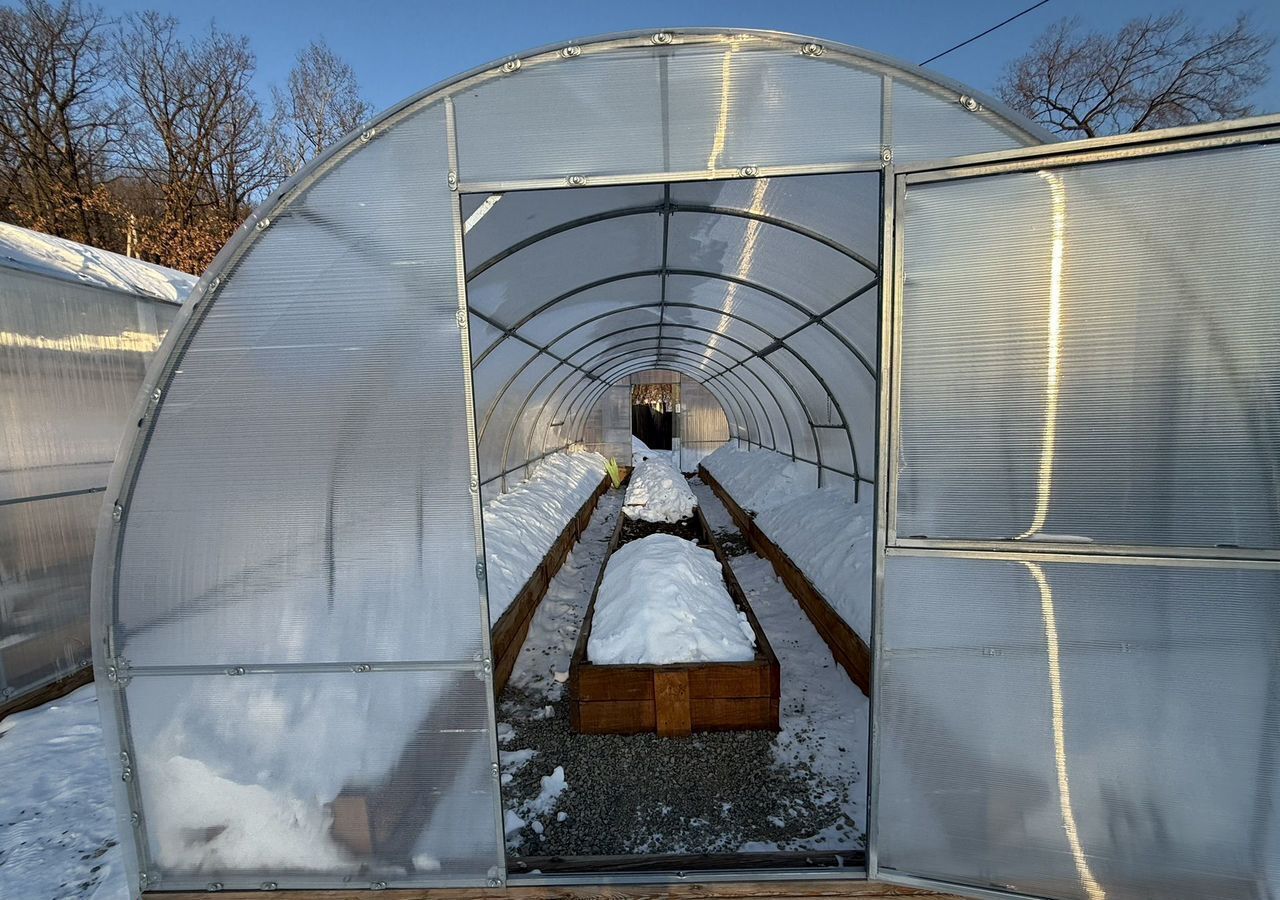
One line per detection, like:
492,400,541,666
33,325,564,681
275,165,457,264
690,696,777,731
699,466,871,697
572,664,655,701
686,662,774,699
574,699,656,734
654,669,691,737
0,664,93,721
147,880,961,899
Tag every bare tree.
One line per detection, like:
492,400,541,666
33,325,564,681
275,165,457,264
271,39,370,175
998,11,1275,138
116,12,278,271
0,0,126,244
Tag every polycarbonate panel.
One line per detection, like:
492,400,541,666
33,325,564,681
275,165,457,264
454,40,886,184
666,210,871,314
783,322,877,476
677,378,729,471
114,103,490,673
467,313,504,361
550,306,664,356
462,183,662,270
737,359,810,458
661,303,773,350
815,423,856,476
0,492,98,697
667,273,811,334
896,144,1280,549
1,268,176,702
472,341,540,425
125,669,499,887
0,273,174,502
466,214,661,324
823,285,880,371
661,324,751,364
878,553,1280,899
519,278,661,347
661,48,882,171
890,79,1026,163
670,172,881,274
454,49,668,182
475,352,561,487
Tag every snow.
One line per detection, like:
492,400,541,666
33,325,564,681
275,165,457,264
0,685,128,900
631,434,675,467
701,445,816,513
756,488,874,640
483,450,608,623
622,456,697,523
588,534,756,665
702,446,873,642
0,221,196,302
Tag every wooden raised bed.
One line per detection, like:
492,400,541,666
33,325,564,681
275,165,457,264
698,465,871,696
568,503,780,737
491,472,611,695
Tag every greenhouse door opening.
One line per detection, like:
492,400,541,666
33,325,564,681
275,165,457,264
461,172,881,876
631,380,675,452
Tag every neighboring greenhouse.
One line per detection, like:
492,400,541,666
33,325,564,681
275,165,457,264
0,223,190,715
89,28,1278,900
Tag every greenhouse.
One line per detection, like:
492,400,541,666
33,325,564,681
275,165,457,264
88,28,1278,900
0,223,188,716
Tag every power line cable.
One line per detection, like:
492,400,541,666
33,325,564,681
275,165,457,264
919,0,1053,66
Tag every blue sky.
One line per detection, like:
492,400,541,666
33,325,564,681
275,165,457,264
95,0,1280,120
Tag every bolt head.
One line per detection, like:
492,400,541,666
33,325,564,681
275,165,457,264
500,58,522,74
560,45,581,59
801,42,824,57
881,147,893,163
652,32,673,45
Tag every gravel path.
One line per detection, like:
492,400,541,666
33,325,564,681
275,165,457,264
498,479,869,858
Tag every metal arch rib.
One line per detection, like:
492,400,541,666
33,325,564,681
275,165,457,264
465,201,879,287
472,267,878,377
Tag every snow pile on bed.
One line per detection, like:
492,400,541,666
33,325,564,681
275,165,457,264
756,488,874,639
700,445,873,641
484,450,608,623
623,456,697,522
0,220,196,302
588,534,756,665
701,445,816,513
631,434,674,467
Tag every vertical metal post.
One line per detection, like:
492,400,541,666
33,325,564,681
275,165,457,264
445,96,507,889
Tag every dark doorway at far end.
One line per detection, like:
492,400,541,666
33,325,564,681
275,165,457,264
631,382,673,450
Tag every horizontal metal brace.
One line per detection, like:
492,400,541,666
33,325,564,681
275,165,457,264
122,659,487,678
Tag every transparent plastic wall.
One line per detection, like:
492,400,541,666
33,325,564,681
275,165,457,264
677,378,729,471
877,136,1280,898
96,101,502,891
0,268,175,708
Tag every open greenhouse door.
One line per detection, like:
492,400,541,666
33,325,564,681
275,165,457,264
870,119,1280,900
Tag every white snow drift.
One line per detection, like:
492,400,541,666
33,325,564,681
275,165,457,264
702,445,873,641
588,534,756,665
484,451,608,623
622,456,697,523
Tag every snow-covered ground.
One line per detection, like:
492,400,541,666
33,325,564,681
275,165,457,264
630,434,674,468
484,450,608,623
621,456,696,523
0,221,195,302
588,534,756,665
702,446,873,641
0,686,127,900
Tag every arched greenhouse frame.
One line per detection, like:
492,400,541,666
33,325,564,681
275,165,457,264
90,27,1279,900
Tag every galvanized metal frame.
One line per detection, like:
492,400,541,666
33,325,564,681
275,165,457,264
866,118,1280,899
90,26,1058,897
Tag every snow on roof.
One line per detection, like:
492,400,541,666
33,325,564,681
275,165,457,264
0,221,196,303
